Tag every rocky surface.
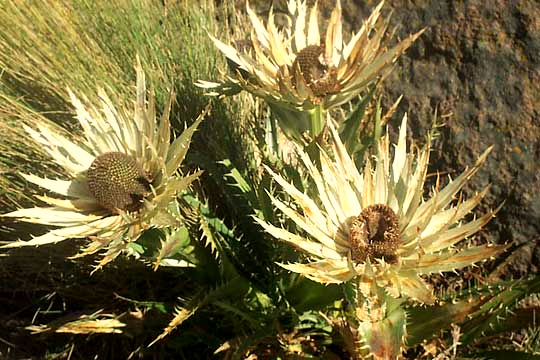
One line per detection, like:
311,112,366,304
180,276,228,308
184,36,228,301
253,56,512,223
317,0,540,275
246,0,539,274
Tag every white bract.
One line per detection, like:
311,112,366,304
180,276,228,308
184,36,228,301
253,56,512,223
2,61,203,269
199,1,423,111
256,115,505,304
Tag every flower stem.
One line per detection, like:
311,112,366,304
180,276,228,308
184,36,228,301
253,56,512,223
266,110,280,157
308,105,325,137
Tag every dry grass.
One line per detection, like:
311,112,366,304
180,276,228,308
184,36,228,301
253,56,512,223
0,0,230,223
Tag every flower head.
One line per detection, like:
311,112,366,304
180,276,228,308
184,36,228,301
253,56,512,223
2,61,204,269
255,115,505,304
198,1,423,112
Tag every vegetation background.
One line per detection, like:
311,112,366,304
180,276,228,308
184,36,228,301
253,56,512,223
0,0,538,359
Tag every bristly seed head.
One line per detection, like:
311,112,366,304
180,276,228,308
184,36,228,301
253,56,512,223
87,152,150,212
348,204,400,264
291,45,341,98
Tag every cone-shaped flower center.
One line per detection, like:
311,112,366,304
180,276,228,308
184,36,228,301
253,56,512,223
291,45,341,98
87,152,150,212
348,204,400,264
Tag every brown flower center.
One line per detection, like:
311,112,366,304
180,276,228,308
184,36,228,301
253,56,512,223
348,204,400,264
87,152,151,212
291,45,341,98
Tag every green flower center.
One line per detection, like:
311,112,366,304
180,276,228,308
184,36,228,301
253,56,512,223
291,45,341,98
87,152,150,212
348,204,400,264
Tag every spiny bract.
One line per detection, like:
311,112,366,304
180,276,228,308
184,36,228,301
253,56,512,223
255,115,506,305
1,60,204,270
198,0,423,111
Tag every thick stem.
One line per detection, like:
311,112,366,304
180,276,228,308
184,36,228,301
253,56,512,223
308,105,325,138
265,110,280,157
354,282,407,360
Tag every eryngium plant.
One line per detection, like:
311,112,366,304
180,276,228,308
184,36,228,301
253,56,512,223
198,0,423,137
256,115,506,357
256,115,505,305
1,61,203,269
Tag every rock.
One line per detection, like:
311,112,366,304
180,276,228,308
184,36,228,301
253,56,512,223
345,0,540,274
242,0,540,273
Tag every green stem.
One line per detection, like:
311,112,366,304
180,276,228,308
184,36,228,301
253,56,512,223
265,110,280,157
353,282,407,359
308,105,325,138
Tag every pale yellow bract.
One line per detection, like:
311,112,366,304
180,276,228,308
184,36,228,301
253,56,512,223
256,115,505,304
198,0,423,111
2,61,203,270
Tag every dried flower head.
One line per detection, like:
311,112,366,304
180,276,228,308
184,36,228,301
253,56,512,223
198,1,423,111
86,151,151,212
348,204,400,264
255,115,506,304
2,60,204,269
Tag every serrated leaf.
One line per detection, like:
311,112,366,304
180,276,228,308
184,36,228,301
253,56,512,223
339,86,376,153
153,226,192,270
407,275,540,347
220,158,253,195
165,106,208,176
149,299,200,347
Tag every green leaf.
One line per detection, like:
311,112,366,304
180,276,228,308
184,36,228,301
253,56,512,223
407,275,540,346
114,293,169,314
219,158,253,194
154,226,197,268
283,274,341,313
165,108,206,176
339,86,376,153
267,101,309,142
